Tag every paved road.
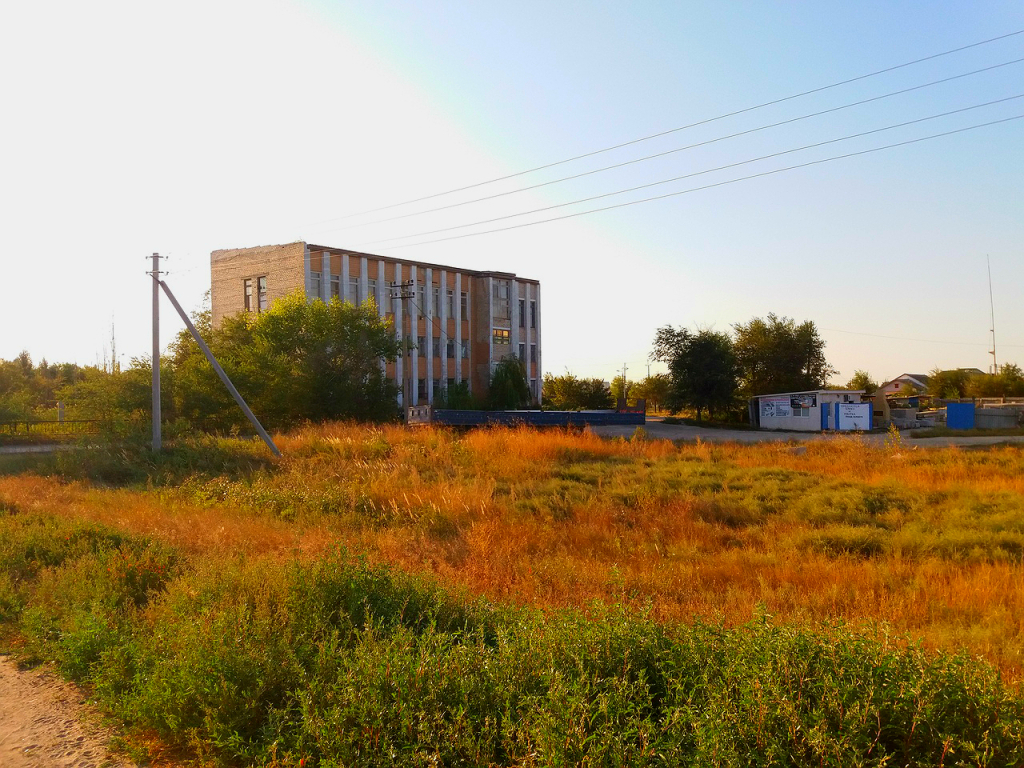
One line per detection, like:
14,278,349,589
590,420,1024,448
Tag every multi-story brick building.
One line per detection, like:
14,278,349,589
210,242,542,407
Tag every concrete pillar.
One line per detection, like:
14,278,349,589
359,256,369,307
439,269,448,390
535,283,542,403
510,278,519,359
409,265,418,405
320,251,331,303
425,268,434,403
341,253,350,303
454,272,462,385
303,245,312,301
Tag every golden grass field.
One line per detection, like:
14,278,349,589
3,424,1023,678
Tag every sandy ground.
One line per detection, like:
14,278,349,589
0,655,137,768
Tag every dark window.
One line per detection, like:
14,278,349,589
417,379,427,399
257,277,268,311
417,335,426,356
447,340,455,359
460,291,469,318
519,299,525,328
433,337,441,358
530,343,537,363
530,300,536,329
461,340,470,359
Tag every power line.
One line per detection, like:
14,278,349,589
320,57,1024,235
384,113,1024,250
821,327,1024,349
363,96,1023,246
305,28,1024,225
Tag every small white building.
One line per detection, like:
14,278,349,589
752,389,868,431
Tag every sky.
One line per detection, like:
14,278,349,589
1,0,1022,386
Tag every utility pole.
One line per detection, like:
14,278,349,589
621,362,628,404
149,253,161,452
987,255,998,374
391,280,414,417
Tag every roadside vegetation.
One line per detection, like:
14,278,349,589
2,426,1024,764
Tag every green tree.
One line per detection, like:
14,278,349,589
967,364,1024,398
732,314,836,395
542,373,613,410
846,370,878,395
658,327,739,421
610,375,632,405
928,368,974,399
488,356,531,410
632,374,671,413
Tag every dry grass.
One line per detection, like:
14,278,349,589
3,424,1024,678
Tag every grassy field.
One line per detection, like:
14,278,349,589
2,425,1023,765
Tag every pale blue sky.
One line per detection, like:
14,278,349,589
1,1,1021,384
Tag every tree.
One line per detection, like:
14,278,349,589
732,314,836,395
968,364,1024,398
632,374,671,413
542,373,613,410
657,327,739,421
846,370,878,395
928,368,974,399
610,375,632,405
488,356,531,410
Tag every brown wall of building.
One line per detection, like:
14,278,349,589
210,242,306,327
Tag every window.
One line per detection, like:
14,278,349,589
417,379,426,400
530,343,537,363
417,335,426,356
243,279,253,311
349,276,360,304
416,285,425,316
461,339,470,359
432,286,441,316
447,378,456,392
432,378,441,396
530,300,537,329
793,407,810,418
432,337,441,358
460,291,469,318
519,299,525,328
368,277,378,304
310,271,322,297
492,280,510,321
447,340,455,359
330,274,340,299
493,328,510,345
257,277,267,311
518,343,525,360
447,289,455,317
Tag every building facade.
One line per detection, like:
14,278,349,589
751,389,867,431
210,242,542,407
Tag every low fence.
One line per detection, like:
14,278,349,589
408,407,645,428
0,419,103,438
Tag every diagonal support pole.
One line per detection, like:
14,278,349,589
157,278,281,457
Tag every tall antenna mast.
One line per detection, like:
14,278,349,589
987,255,998,374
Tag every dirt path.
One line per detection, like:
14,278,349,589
0,655,137,768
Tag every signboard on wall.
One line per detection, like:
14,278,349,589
791,394,816,408
836,402,871,431
760,397,792,419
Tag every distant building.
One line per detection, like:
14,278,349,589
877,373,931,397
751,389,868,431
210,242,541,407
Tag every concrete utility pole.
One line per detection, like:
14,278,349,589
150,253,161,452
390,280,414,416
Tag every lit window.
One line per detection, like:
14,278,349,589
493,328,510,345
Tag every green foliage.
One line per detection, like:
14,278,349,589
487,356,532,410
435,380,477,410
846,369,879,395
929,368,976,399
632,373,671,412
0,352,89,421
2,510,1022,766
542,372,613,410
733,314,836,395
968,363,1024,398
653,326,739,421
